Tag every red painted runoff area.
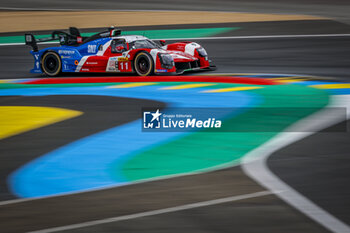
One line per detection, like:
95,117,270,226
21,76,277,85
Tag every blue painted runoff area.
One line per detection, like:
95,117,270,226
0,85,261,198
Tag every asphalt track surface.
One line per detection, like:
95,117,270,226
0,167,329,233
1,20,350,80
269,120,350,225
1,0,350,24
0,20,349,233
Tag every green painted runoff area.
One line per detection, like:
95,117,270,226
0,81,329,183
0,27,237,44
112,83,329,181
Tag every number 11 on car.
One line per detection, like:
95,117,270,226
119,61,131,72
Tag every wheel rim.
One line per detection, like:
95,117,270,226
44,55,59,73
137,57,150,74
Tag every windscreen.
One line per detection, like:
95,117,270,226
129,39,160,49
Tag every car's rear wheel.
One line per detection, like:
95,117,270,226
41,51,61,77
134,52,153,76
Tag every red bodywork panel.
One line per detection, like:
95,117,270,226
77,40,211,74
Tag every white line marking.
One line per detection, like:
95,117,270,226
242,95,350,233
163,33,350,41
0,197,40,206
2,34,350,47
28,191,273,233
0,41,58,47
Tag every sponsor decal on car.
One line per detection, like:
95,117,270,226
106,57,118,72
176,44,185,50
87,45,97,53
59,50,75,55
155,69,168,73
117,57,129,61
63,61,70,71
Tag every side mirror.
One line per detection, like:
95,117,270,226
160,40,166,46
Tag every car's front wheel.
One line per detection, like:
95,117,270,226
41,51,62,77
134,52,153,76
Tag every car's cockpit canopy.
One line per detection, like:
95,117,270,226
111,39,127,53
129,39,160,49
110,36,161,53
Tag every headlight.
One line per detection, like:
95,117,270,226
158,53,174,69
196,47,208,57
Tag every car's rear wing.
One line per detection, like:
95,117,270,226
25,26,122,52
25,33,58,52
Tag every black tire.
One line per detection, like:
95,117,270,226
134,52,153,76
41,51,62,77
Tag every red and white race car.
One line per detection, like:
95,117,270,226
25,27,216,76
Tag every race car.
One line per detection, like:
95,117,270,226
25,27,216,76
